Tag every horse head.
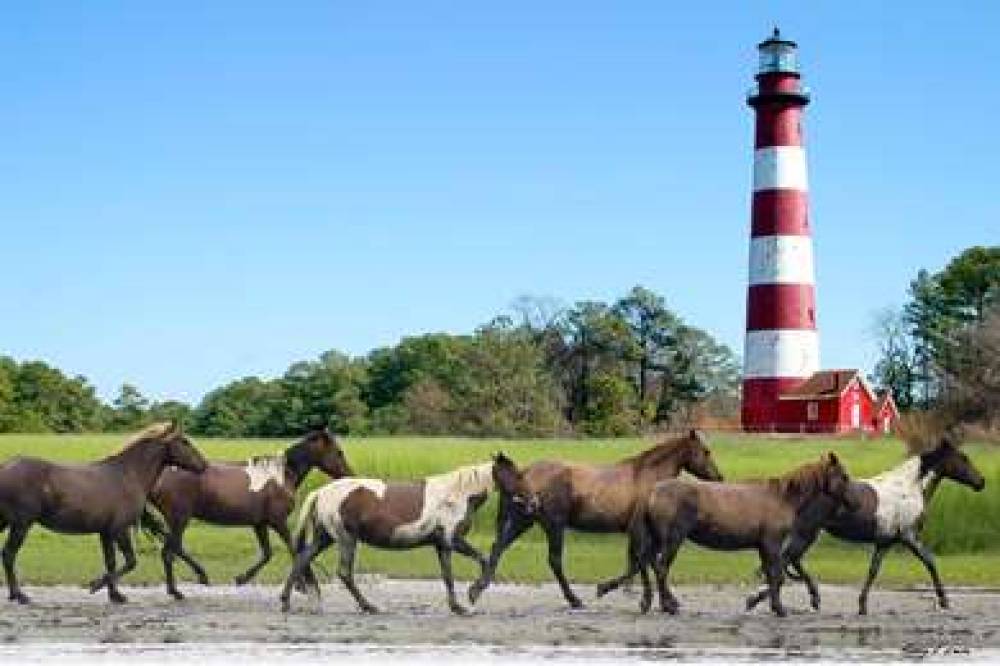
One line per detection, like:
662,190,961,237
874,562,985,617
492,452,539,515
299,427,354,479
818,451,858,511
160,422,208,474
924,432,985,492
680,430,724,482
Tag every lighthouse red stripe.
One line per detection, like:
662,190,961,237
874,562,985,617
746,284,816,330
751,190,810,236
755,106,804,148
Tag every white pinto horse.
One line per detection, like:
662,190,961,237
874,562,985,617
747,434,985,614
279,454,531,614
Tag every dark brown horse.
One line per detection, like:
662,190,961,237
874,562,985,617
469,430,724,608
746,430,985,615
597,452,856,617
0,422,207,603
142,427,353,599
280,453,533,614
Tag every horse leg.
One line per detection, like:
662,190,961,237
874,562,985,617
279,527,333,612
902,533,948,610
336,536,379,614
747,532,819,612
105,533,136,604
542,523,583,609
89,533,123,602
235,525,272,585
274,521,314,594
858,543,889,615
3,523,31,604
468,506,532,604
164,518,210,587
760,542,787,618
435,540,467,615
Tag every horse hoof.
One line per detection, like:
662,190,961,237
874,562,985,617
449,602,469,616
110,592,127,604
360,604,380,615
280,600,291,613
198,575,210,586
595,583,610,598
468,582,484,604
662,601,680,615
639,597,652,615
939,598,950,611
233,575,248,586
88,579,104,594
168,588,185,601
810,597,821,612
9,592,30,605
772,606,788,618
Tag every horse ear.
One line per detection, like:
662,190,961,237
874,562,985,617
825,451,840,466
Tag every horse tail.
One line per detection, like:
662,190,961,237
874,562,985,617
138,505,169,543
293,489,321,554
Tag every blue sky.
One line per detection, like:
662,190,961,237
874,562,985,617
2,3,998,403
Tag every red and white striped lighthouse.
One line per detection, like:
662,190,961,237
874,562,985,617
741,29,819,432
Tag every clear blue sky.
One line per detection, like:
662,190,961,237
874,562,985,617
2,3,998,403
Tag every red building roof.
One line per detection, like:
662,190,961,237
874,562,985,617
778,369,876,402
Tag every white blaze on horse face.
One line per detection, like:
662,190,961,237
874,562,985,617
392,463,494,545
245,456,286,493
866,457,926,539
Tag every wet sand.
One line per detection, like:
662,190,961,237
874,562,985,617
0,579,997,662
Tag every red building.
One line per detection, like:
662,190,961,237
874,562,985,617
776,369,897,434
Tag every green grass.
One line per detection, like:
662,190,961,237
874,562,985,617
0,433,997,589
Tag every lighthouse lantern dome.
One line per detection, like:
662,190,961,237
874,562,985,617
757,27,799,75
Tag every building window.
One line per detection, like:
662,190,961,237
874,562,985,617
807,402,818,421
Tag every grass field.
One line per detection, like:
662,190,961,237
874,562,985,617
0,432,997,591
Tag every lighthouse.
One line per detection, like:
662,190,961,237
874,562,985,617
741,29,820,431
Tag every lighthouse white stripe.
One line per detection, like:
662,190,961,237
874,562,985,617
749,235,816,285
753,146,808,192
743,329,820,379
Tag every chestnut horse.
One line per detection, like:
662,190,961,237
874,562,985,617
469,430,723,609
280,453,533,614
597,452,856,617
0,422,207,603
141,427,353,599
746,431,985,615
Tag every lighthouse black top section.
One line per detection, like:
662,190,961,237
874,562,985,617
748,28,810,109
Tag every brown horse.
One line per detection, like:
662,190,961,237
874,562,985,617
597,452,856,617
0,422,207,604
280,453,534,614
141,427,353,599
469,430,724,608
746,430,985,615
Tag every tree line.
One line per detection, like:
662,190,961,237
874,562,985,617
0,286,741,437
870,245,1000,428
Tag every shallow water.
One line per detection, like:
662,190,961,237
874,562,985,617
0,581,996,663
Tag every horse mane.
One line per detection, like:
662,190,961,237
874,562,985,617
625,432,696,469
896,412,964,456
768,460,828,501
118,422,176,452
428,462,494,504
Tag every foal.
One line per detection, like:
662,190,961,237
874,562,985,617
280,453,531,614
746,432,985,614
469,430,723,608
597,452,856,617
143,428,353,599
0,423,207,603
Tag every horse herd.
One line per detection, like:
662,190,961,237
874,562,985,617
0,423,984,618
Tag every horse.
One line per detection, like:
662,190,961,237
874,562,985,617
0,422,207,604
141,427,353,599
468,429,723,609
745,429,985,615
596,452,856,617
279,452,534,615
